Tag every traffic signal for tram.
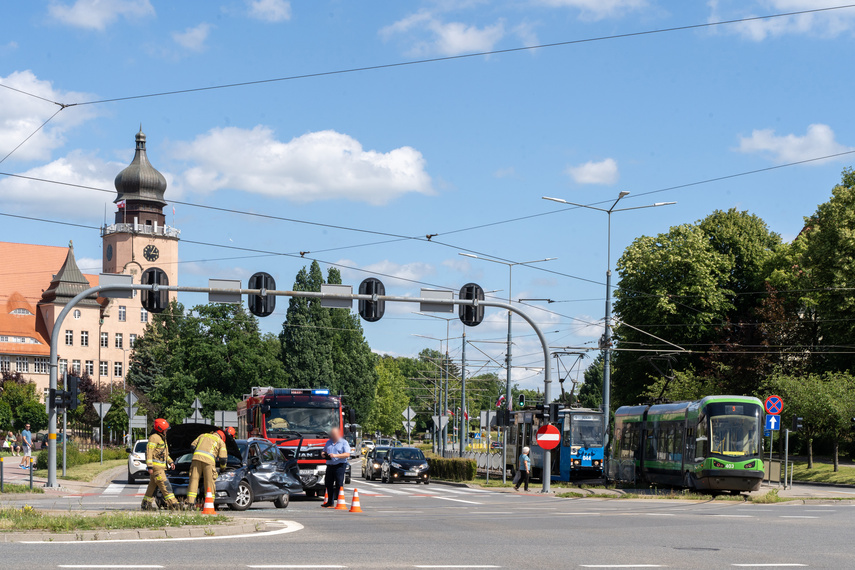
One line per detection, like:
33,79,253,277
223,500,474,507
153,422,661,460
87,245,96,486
792,416,804,431
247,272,276,317
67,375,80,411
548,403,561,423
518,394,525,408
358,278,385,322
140,268,169,314
458,283,485,327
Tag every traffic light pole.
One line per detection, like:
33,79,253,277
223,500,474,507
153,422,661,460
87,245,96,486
62,371,67,478
46,281,553,491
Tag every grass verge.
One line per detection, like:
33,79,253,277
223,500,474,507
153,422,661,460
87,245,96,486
0,507,229,533
791,462,855,486
33,459,126,482
751,489,790,504
0,483,44,494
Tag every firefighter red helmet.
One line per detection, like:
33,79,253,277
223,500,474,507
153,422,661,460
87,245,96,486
154,418,170,433
216,430,226,442
226,427,236,438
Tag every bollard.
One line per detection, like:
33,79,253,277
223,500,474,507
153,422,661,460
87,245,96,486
1,456,4,493
29,456,34,490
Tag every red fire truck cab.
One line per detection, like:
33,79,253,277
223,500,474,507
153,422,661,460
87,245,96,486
237,387,351,496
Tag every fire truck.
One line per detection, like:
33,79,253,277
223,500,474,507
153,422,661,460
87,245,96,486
237,387,351,496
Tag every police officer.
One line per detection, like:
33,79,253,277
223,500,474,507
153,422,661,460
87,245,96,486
185,429,227,509
141,418,179,511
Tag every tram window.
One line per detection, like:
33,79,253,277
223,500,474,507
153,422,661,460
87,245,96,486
674,428,684,462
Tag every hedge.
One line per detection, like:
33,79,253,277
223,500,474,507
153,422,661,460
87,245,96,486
426,455,476,481
35,443,127,470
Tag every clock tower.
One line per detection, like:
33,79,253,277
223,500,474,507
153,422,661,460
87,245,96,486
102,128,179,297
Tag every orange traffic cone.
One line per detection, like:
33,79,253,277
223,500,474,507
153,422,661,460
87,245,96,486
349,488,363,513
334,487,348,510
201,487,216,515
324,490,329,504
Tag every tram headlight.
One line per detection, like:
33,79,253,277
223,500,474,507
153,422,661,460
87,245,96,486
744,461,756,469
713,460,726,468
593,460,600,467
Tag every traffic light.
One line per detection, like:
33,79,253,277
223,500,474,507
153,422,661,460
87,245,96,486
518,394,525,408
358,278,385,322
496,409,510,427
67,375,80,411
548,403,561,423
247,272,276,317
458,283,485,327
140,268,169,314
792,416,804,431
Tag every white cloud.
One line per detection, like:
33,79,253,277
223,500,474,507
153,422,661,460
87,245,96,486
381,12,505,56
0,70,99,162
566,158,619,185
48,0,154,31
247,0,291,22
536,0,646,20
75,257,102,274
173,126,433,205
736,124,852,164
335,259,437,287
172,23,212,52
709,0,855,41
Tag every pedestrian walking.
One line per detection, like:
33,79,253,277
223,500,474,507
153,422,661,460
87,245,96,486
184,430,227,509
141,418,180,511
19,424,32,469
514,446,531,491
321,427,351,508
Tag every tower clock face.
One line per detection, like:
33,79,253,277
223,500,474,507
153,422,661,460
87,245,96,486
106,244,113,261
143,244,160,262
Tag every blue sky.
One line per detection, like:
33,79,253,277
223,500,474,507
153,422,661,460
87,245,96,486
2,0,854,390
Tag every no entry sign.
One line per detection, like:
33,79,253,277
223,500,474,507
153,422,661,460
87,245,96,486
535,424,561,450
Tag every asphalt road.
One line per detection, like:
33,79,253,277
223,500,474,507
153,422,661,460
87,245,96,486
2,460,854,568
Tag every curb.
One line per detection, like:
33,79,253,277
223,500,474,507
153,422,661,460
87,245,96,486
1,520,261,543
787,480,855,490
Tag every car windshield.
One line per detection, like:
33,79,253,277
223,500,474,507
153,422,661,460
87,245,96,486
570,417,603,448
266,406,339,438
134,441,147,453
392,449,424,461
237,442,248,456
374,448,389,460
708,403,762,457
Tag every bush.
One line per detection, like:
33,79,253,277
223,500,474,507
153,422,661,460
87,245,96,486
426,455,476,481
35,442,126,470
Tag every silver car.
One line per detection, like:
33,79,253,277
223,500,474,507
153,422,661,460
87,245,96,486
127,439,148,483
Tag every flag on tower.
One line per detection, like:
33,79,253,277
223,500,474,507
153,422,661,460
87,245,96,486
496,394,506,408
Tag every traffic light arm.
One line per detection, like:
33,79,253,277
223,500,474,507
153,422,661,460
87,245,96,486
46,281,553,491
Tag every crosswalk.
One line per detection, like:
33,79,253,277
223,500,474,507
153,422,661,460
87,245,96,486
355,480,495,502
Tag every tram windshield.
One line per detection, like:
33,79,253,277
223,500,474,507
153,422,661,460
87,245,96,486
570,415,603,448
707,403,761,457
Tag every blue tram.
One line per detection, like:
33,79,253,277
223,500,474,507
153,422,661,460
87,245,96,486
506,408,605,481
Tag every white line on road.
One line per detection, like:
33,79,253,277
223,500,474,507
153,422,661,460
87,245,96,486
433,496,482,505
102,483,124,495
24,521,303,544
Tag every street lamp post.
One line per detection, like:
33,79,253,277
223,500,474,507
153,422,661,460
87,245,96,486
542,193,675,480
413,333,446,454
459,253,556,483
414,313,458,456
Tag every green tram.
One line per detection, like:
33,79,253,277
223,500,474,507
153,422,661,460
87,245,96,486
611,395,764,492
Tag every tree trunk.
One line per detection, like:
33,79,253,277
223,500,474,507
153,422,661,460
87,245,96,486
808,437,813,469
834,440,839,472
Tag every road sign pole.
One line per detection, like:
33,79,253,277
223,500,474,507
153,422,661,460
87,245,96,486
768,429,774,486
784,428,790,490
62,370,67,478
100,412,104,464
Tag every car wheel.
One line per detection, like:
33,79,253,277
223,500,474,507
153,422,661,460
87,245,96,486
345,474,351,485
127,471,135,483
228,480,253,511
424,479,430,485
273,494,289,509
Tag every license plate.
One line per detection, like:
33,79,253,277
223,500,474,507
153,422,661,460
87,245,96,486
299,469,315,476
406,470,417,476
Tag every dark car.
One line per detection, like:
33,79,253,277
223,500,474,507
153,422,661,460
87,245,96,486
490,441,502,450
160,424,302,511
381,447,430,484
362,446,391,481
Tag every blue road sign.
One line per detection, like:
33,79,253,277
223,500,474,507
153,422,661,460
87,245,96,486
765,415,781,431
764,429,772,437
765,395,783,415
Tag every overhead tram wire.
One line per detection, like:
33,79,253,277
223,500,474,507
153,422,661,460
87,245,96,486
1,4,849,109
0,108,65,165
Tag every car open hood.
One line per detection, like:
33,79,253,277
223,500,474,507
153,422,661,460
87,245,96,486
166,423,242,462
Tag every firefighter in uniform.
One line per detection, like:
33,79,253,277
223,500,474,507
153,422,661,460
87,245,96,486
185,430,228,509
141,418,179,511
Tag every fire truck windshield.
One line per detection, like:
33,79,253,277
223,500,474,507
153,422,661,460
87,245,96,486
266,406,339,438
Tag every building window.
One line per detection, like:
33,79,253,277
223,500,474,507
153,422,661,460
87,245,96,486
0,356,9,372
73,309,81,319
65,330,73,346
34,357,48,374
11,308,33,316
114,361,123,377
115,333,123,349
81,330,89,347
85,360,94,376
59,359,67,375
101,332,109,348
141,307,148,323
129,334,137,348
118,305,126,322
99,361,108,377
72,359,81,374
15,357,28,373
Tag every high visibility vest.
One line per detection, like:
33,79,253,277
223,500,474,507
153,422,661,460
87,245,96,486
146,433,173,469
191,433,227,466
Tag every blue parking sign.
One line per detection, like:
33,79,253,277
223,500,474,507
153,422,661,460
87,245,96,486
765,415,781,431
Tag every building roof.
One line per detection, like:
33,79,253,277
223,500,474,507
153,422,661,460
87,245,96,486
40,243,100,307
114,128,167,207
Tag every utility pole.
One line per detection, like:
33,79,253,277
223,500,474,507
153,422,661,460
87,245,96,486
460,332,466,458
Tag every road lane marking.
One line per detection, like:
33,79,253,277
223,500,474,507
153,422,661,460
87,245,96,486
25,520,303,544
779,516,817,519
433,496,482,505
102,483,124,495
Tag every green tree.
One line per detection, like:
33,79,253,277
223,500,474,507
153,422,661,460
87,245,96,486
0,400,13,431
577,354,604,409
366,357,410,435
823,372,855,471
766,373,833,469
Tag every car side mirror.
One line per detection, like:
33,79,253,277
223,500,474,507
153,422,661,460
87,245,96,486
125,447,131,453
249,455,261,466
